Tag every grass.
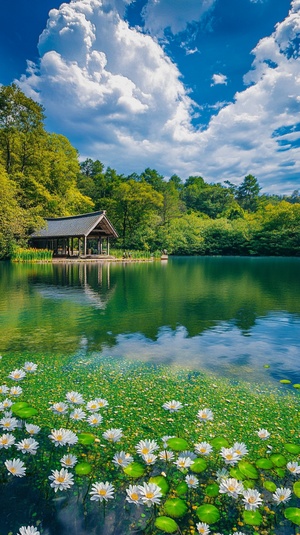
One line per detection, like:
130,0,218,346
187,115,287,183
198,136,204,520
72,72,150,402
0,353,299,535
11,247,53,263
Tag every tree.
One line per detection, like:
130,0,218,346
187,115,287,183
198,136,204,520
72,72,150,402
236,174,261,212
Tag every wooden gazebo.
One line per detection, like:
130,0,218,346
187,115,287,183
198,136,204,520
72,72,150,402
30,211,118,257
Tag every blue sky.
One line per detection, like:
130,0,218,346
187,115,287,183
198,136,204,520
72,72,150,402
1,0,300,193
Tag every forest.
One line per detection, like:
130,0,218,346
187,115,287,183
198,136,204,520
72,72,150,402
1,83,300,258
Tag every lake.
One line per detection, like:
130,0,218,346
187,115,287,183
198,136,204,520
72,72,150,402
1,256,299,385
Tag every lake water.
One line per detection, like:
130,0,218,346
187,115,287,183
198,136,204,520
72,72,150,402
1,256,300,385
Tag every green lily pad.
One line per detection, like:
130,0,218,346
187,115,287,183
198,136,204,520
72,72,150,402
270,453,287,467
243,480,255,489
164,498,188,519
284,508,300,526
196,504,220,524
205,483,219,497
124,462,145,479
77,433,95,445
284,443,300,454
75,462,92,476
293,482,300,498
238,461,259,480
154,516,179,533
230,467,245,480
263,481,277,493
256,458,273,470
211,436,229,450
263,364,270,368
190,458,207,473
149,476,169,495
15,407,38,419
293,384,300,389
243,510,263,526
275,468,285,478
11,402,29,413
167,438,189,451
175,482,188,496
280,379,291,384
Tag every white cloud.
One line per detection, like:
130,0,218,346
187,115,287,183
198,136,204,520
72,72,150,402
17,0,300,193
211,73,228,85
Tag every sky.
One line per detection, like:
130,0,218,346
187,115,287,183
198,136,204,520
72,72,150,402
1,0,300,193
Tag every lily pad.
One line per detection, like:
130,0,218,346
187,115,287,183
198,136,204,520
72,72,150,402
230,467,245,480
263,481,277,493
167,438,189,451
243,510,263,526
175,482,188,496
238,461,259,480
149,476,169,495
263,364,270,368
154,516,179,533
280,379,291,384
164,498,188,518
205,483,219,497
124,462,145,479
190,458,207,473
15,407,38,419
243,480,255,489
77,433,95,446
256,458,273,470
284,507,300,526
275,468,286,478
11,402,29,413
211,436,229,450
75,462,92,476
293,384,300,389
270,453,287,467
293,482,300,498
196,504,220,524
284,443,300,455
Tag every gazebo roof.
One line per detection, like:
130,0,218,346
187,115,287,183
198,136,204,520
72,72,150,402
31,211,118,239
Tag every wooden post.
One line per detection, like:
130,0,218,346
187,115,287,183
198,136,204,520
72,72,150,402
107,237,110,256
84,235,87,256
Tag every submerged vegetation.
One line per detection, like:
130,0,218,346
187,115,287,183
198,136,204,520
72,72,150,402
0,353,299,535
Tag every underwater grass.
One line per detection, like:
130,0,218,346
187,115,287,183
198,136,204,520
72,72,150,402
0,353,299,535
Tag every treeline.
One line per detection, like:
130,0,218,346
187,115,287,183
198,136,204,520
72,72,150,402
1,83,300,258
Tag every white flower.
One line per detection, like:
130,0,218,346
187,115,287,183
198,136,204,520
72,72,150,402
0,398,12,410
18,526,40,535
185,474,199,488
70,408,86,421
142,453,157,465
65,391,84,405
197,408,213,422
23,362,38,373
158,450,175,461
87,413,103,427
5,458,26,477
10,386,23,396
90,481,114,502
8,369,26,381
86,398,108,411
102,428,123,443
219,478,244,499
0,416,18,431
0,385,9,395
196,522,210,535
162,400,183,412
126,484,142,504
25,423,41,435
175,456,194,470
161,435,175,448
287,461,300,475
49,468,74,492
112,451,133,468
16,438,39,455
256,428,270,440
272,487,292,505
60,454,78,468
242,489,263,510
138,482,162,506
233,442,248,457
95,398,108,408
50,402,68,415
195,442,213,455
220,447,240,465
135,439,158,456
181,450,197,460
0,433,15,449
216,468,229,482
48,428,78,447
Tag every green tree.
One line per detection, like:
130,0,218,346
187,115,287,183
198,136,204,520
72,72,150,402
236,174,261,212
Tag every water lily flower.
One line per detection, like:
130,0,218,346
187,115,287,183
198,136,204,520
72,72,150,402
287,461,300,475
5,458,26,477
219,478,244,499
197,408,213,422
23,362,38,373
0,433,15,449
86,398,108,411
25,423,41,435
70,408,86,421
95,398,109,408
49,468,74,492
0,398,12,411
220,447,240,465
65,391,84,405
50,402,68,415
161,435,175,448
10,386,23,396
135,439,158,455
185,474,199,488
138,482,162,506
0,416,19,431
272,487,292,504
0,385,9,395
162,400,183,412
49,428,78,447
112,451,133,468
195,441,213,455
175,456,194,470
16,438,39,455
102,428,123,442
126,484,142,504
233,442,248,457
196,522,210,535
87,413,103,427
60,454,78,468
90,481,115,502
142,453,157,465
181,450,197,459
216,468,229,481
17,526,40,535
256,428,270,440
242,489,263,510
8,369,26,381
158,450,175,461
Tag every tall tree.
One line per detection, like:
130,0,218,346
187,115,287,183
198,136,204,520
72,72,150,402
236,174,261,212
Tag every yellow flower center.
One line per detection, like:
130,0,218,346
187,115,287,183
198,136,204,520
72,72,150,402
131,492,139,501
56,434,63,441
249,496,256,503
57,476,66,483
10,467,17,473
98,489,107,496
228,485,235,492
145,492,154,499
279,495,285,501
141,447,149,454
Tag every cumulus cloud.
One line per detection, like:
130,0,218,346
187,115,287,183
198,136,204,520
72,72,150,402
17,0,300,192
211,73,228,85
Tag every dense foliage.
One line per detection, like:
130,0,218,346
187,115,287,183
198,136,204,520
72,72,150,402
1,83,300,258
